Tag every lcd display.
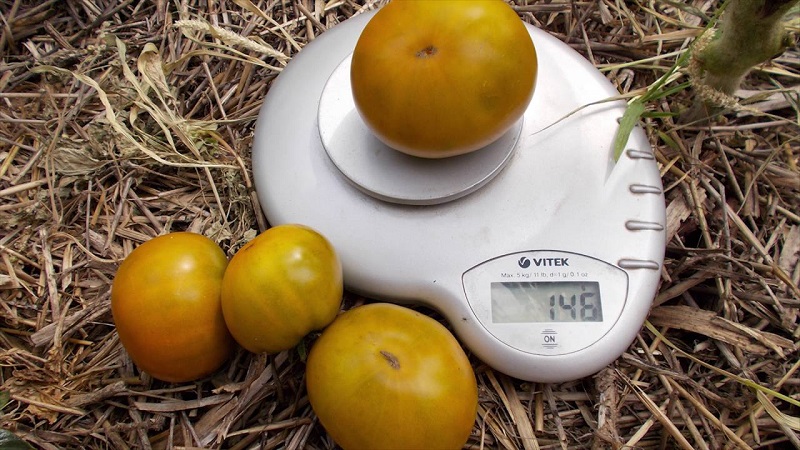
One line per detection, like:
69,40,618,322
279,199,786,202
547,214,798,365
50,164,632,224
491,281,603,323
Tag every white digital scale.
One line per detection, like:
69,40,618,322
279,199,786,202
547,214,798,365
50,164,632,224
252,10,666,382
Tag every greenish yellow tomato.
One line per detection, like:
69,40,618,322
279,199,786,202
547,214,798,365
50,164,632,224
111,232,234,383
221,224,343,354
351,0,537,158
306,303,478,450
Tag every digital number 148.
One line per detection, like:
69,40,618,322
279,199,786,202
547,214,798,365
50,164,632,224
549,293,598,321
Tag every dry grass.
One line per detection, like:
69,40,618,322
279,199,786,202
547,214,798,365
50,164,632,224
1,0,799,449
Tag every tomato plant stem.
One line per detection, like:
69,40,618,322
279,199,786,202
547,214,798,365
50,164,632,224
685,0,798,121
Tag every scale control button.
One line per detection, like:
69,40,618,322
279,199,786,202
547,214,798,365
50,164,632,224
625,149,655,160
618,258,660,270
541,329,559,349
629,184,662,195
625,220,664,231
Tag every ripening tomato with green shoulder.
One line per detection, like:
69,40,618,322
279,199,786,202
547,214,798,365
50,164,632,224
351,0,538,158
221,224,343,354
111,232,234,383
306,303,478,450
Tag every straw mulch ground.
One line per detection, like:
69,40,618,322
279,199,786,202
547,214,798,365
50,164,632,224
1,0,799,449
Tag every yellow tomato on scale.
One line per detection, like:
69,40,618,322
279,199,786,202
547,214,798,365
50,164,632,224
221,225,343,354
351,0,538,158
111,232,234,383
306,303,478,450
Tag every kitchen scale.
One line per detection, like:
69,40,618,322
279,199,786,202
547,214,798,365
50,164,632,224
252,10,666,382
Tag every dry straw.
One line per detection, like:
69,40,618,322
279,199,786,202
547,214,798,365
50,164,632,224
0,0,799,449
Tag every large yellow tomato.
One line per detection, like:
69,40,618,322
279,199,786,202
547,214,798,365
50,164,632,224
221,224,343,354
306,303,478,450
111,232,234,383
351,0,537,158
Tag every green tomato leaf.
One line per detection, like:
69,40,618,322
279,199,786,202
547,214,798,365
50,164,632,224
0,429,34,450
612,100,646,162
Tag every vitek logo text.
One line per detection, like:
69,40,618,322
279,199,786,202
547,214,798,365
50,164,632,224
519,257,570,268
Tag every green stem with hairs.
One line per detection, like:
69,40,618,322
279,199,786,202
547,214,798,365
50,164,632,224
695,0,797,94
686,0,798,120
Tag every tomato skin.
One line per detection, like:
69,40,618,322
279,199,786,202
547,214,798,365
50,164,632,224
306,303,478,450
351,0,537,158
111,232,234,383
221,224,343,354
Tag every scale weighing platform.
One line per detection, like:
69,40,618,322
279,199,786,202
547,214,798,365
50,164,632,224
252,10,666,383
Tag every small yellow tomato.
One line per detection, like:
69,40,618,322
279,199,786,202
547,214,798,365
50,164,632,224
306,303,478,450
351,0,537,158
111,232,234,383
221,224,343,354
